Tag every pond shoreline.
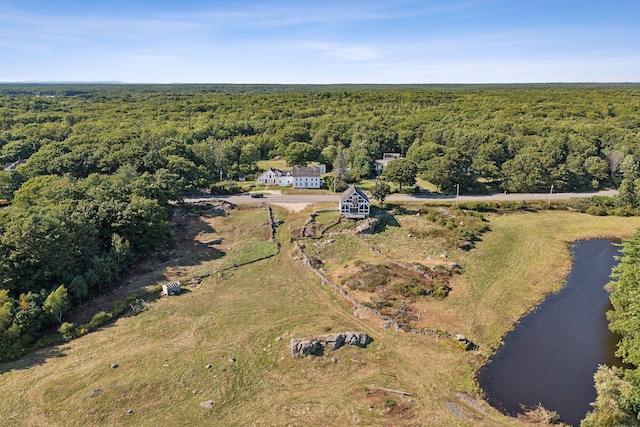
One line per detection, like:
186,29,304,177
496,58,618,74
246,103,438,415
477,239,622,426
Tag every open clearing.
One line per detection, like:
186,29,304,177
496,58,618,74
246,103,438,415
1,202,639,426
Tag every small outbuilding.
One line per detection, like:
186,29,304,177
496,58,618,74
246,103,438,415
162,281,182,296
339,186,370,219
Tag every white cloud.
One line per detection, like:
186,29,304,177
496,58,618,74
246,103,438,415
303,42,380,61
0,1,638,83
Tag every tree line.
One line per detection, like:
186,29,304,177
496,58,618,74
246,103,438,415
582,231,640,426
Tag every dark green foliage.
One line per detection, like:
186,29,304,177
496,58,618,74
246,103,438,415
2,83,640,196
416,207,490,249
284,142,315,166
458,196,633,217
589,230,640,423
323,175,349,192
392,278,435,297
383,158,417,193
210,181,242,195
371,181,391,206
582,366,637,426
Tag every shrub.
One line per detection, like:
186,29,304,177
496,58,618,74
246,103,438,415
342,263,391,292
58,322,75,339
384,398,397,409
210,182,241,195
392,279,432,298
459,201,495,212
612,206,636,217
432,285,451,300
89,311,112,329
586,206,608,216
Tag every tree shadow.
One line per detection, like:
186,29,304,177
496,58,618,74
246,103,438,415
67,213,226,326
0,345,71,374
2,207,232,372
371,208,400,232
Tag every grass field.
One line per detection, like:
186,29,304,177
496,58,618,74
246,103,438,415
1,204,639,426
256,158,289,171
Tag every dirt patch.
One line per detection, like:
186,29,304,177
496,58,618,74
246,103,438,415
363,388,415,421
272,202,310,212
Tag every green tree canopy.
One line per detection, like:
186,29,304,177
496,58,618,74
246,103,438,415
284,142,314,167
371,181,391,206
383,158,417,192
43,285,70,324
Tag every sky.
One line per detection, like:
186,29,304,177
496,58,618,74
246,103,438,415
1,0,639,84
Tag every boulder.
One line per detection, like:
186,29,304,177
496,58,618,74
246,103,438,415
454,334,467,343
290,332,372,356
356,218,379,234
202,238,222,245
290,339,321,356
344,332,371,347
200,400,216,409
321,333,346,350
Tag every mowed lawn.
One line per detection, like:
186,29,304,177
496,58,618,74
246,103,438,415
0,206,639,426
446,211,640,348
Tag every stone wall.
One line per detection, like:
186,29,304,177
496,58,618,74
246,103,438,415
291,241,401,330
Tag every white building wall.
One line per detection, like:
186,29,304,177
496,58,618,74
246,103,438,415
293,176,321,189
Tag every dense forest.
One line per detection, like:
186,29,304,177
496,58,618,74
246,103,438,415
1,83,640,361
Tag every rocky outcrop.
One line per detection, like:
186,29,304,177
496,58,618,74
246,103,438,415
290,332,372,357
355,218,378,234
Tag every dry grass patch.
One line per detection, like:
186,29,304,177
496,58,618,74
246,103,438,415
431,210,640,350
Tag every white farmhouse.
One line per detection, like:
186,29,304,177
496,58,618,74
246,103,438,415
257,168,293,186
292,166,322,189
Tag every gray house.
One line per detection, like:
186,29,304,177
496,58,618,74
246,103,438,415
3,158,26,172
374,153,401,174
339,186,370,219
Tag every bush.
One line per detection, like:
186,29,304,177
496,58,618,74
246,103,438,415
58,322,75,339
210,182,242,195
497,200,528,212
459,201,495,212
612,206,637,217
432,286,451,300
565,196,617,215
89,311,112,329
591,195,615,206
392,279,432,298
586,206,608,216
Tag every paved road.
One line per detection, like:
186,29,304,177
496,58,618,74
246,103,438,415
184,189,618,205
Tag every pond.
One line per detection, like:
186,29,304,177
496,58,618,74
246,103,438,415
477,239,622,426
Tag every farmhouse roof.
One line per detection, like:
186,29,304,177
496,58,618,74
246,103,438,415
291,166,321,177
339,185,369,203
261,168,289,176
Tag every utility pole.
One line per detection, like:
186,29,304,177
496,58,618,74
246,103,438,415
456,183,460,207
548,184,554,206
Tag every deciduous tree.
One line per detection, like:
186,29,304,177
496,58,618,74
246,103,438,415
383,158,417,193
371,181,391,207
43,285,70,324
